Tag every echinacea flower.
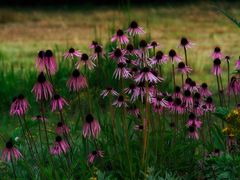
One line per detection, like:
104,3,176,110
151,51,168,65
44,50,58,75
82,114,101,138
90,45,104,61
212,58,222,76
168,49,182,63
205,96,215,112
109,48,127,63
199,83,212,97
186,113,202,129
88,150,104,164
89,41,99,49
51,94,68,112
63,47,81,60
235,56,240,70
149,41,160,49
177,62,192,74
127,20,144,36
125,44,139,56
135,67,159,83
1,140,22,162
227,76,240,95
32,72,53,101
113,62,131,79
124,83,140,102
134,124,144,131
151,94,169,108
35,50,45,72
225,55,231,63
183,90,193,108
76,53,95,70
183,77,192,90
111,29,129,44
137,40,151,63
67,69,88,92
50,136,70,155
56,122,70,135
172,98,185,114
188,125,199,139
112,95,128,108
127,104,140,117
173,86,183,99
10,94,30,116
212,47,223,59
32,115,47,121
100,86,119,98
188,80,199,93
179,37,193,49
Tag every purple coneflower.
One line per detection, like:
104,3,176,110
180,37,193,49
113,62,131,79
227,76,240,95
127,20,144,36
192,101,204,116
76,53,95,70
10,94,29,116
51,94,68,112
89,41,99,49
124,83,140,102
134,124,144,131
183,90,193,108
205,96,215,112
189,81,199,93
177,62,192,74
212,58,222,76
135,67,159,83
32,115,47,121
172,98,185,114
168,49,182,63
56,122,70,135
186,113,202,129
113,95,128,108
63,47,81,60
35,50,45,72
44,50,57,75
82,114,101,138
212,47,223,59
127,104,140,117
125,44,139,56
235,56,240,70
88,150,104,164
199,83,212,97
151,94,169,108
149,41,160,49
111,29,129,44
91,45,104,61
151,51,168,65
188,125,199,139
137,40,151,61
100,86,119,98
32,72,53,101
50,136,70,155
165,95,174,110
109,48,127,63
1,140,22,162
67,69,88,92
173,86,183,99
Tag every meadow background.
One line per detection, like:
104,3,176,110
0,1,240,178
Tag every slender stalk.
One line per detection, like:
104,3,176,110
11,157,17,180
172,60,176,89
227,61,230,107
216,75,222,106
38,122,44,161
183,47,189,78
